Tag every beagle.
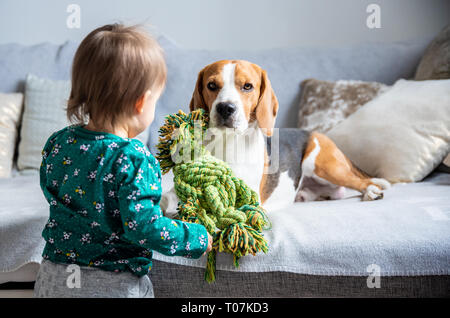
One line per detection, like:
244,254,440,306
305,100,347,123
161,60,390,213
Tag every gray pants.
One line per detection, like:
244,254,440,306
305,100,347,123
34,260,154,298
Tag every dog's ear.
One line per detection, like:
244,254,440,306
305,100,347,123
255,69,279,136
189,67,207,111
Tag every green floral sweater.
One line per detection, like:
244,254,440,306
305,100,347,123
39,125,208,277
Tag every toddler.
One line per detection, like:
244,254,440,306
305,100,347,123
34,24,212,298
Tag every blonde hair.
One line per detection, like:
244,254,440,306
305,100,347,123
67,23,167,128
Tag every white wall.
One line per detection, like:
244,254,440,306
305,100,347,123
0,0,448,49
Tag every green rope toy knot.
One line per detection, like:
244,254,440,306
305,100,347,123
156,109,270,282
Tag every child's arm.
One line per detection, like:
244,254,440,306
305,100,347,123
39,131,60,202
117,153,209,259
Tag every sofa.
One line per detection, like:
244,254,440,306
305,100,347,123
0,33,449,297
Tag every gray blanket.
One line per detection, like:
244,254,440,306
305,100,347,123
0,173,47,272
156,172,450,276
1,172,449,277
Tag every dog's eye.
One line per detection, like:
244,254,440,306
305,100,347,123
207,82,217,91
242,83,253,91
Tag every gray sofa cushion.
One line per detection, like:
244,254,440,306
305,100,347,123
0,36,177,95
0,41,77,93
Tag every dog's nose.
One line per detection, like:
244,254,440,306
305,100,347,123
216,102,236,119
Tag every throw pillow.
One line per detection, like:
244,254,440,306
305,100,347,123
0,93,24,177
444,155,450,167
297,79,389,133
327,79,450,183
438,152,450,172
414,24,450,169
17,74,71,171
415,24,450,80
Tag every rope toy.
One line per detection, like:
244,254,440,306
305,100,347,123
156,109,270,282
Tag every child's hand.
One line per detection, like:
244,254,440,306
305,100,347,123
203,232,213,255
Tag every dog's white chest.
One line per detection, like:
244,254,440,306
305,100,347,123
204,124,265,196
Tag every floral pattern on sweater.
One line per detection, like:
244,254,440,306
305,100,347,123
39,125,207,277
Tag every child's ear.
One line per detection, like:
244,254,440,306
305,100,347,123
135,90,152,114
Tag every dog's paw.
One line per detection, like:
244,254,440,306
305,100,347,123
362,178,390,201
370,178,391,190
362,185,384,201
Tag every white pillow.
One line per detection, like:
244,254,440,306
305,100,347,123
0,93,24,177
17,74,71,171
328,79,450,183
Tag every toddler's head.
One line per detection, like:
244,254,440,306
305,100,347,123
67,23,167,137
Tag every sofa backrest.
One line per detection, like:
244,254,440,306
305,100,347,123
0,41,78,93
0,37,430,153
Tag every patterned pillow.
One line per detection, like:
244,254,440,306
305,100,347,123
17,74,71,171
297,79,389,133
0,93,24,177
415,24,450,81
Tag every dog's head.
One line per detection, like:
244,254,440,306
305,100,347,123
189,60,279,136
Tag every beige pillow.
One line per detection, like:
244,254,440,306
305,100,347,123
17,74,71,171
0,93,24,178
414,24,450,168
328,79,450,183
298,79,389,133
